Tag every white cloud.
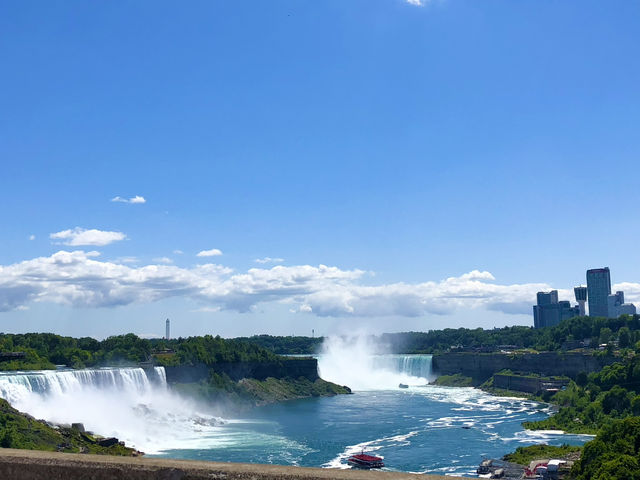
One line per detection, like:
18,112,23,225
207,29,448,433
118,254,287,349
0,251,577,319
406,0,423,5
28,235,36,241
111,195,146,204
255,257,284,264
459,270,495,281
173,250,184,255
197,248,223,257
613,282,640,304
50,228,126,246
153,257,173,264
192,306,222,313
137,333,162,339
116,256,138,264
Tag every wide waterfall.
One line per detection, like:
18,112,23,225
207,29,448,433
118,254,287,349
0,367,165,405
0,366,222,454
371,354,433,380
317,336,434,390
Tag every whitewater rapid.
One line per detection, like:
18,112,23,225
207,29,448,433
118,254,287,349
0,366,223,454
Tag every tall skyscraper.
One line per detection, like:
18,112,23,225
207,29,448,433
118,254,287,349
166,318,170,340
574,286,587,316
586,268,611,317
533,290,579,328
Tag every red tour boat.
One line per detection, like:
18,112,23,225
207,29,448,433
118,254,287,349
347,451,385,469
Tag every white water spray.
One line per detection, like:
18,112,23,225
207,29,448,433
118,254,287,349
317,336,434,390
0,367,223,454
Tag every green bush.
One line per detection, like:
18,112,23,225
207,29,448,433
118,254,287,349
572,417,640,480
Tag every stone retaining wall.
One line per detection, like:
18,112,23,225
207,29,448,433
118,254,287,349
0,449,462,480
432,352,614,382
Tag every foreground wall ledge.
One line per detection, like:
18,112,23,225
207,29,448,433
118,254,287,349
0,449,464,480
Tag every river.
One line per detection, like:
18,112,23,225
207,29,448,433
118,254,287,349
0,348,592,477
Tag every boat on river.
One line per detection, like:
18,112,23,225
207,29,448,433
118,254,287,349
347,451,385,469
477,458,493,475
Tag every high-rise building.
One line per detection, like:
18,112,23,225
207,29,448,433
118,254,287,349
166,318,170,340
607,291,637,318
537,290,559,306
533,290,580,328
574,286,587,316
586,268,611,317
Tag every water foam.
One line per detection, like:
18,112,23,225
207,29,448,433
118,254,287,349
0,367,224,454
323,431,419,469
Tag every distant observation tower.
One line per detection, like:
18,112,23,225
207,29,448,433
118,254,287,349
574,286,587,316
165,318,171,341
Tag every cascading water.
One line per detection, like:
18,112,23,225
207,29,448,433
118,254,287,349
0,367,164,404
0,366,222,454
371,354,433,380
317,336,434,390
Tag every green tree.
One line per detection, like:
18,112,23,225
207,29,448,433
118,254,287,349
618,327,631,348
572,417,640,480
601,385,631,415
599,327,612,345
575,371,588,387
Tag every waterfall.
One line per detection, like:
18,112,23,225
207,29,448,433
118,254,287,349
317,336,434,391
0,367,162,405
372,354,433,380
0,366,223,454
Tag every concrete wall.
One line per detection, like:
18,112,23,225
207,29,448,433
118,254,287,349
0,449,462,480
492,374,568,394
432,352,615,382
164,358,319,384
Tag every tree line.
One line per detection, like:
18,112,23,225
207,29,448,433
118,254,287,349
0,333,278,370
237,314,640,355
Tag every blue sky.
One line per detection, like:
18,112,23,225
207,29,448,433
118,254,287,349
1,0,639,339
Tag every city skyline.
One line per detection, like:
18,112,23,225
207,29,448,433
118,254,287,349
1,0,640,339
534,267,637,329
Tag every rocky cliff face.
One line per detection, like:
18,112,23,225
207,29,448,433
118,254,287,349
164,358,319,384
432,352,615,382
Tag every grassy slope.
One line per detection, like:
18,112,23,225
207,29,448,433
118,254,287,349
172,376,351,409
431,374,473,387
238,377,350,405
503,444,582,466
0,399,137,455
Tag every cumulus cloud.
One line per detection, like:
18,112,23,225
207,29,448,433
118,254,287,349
197,248,223,257
137,333,162,339
255,257,284,264
406,0,424,5
613,283,640,304
111,195,146,204
50,228,127,246
0,251,580,318
116,256,138,264
153,257,173,264
173,250,184,255
28,235,35,241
